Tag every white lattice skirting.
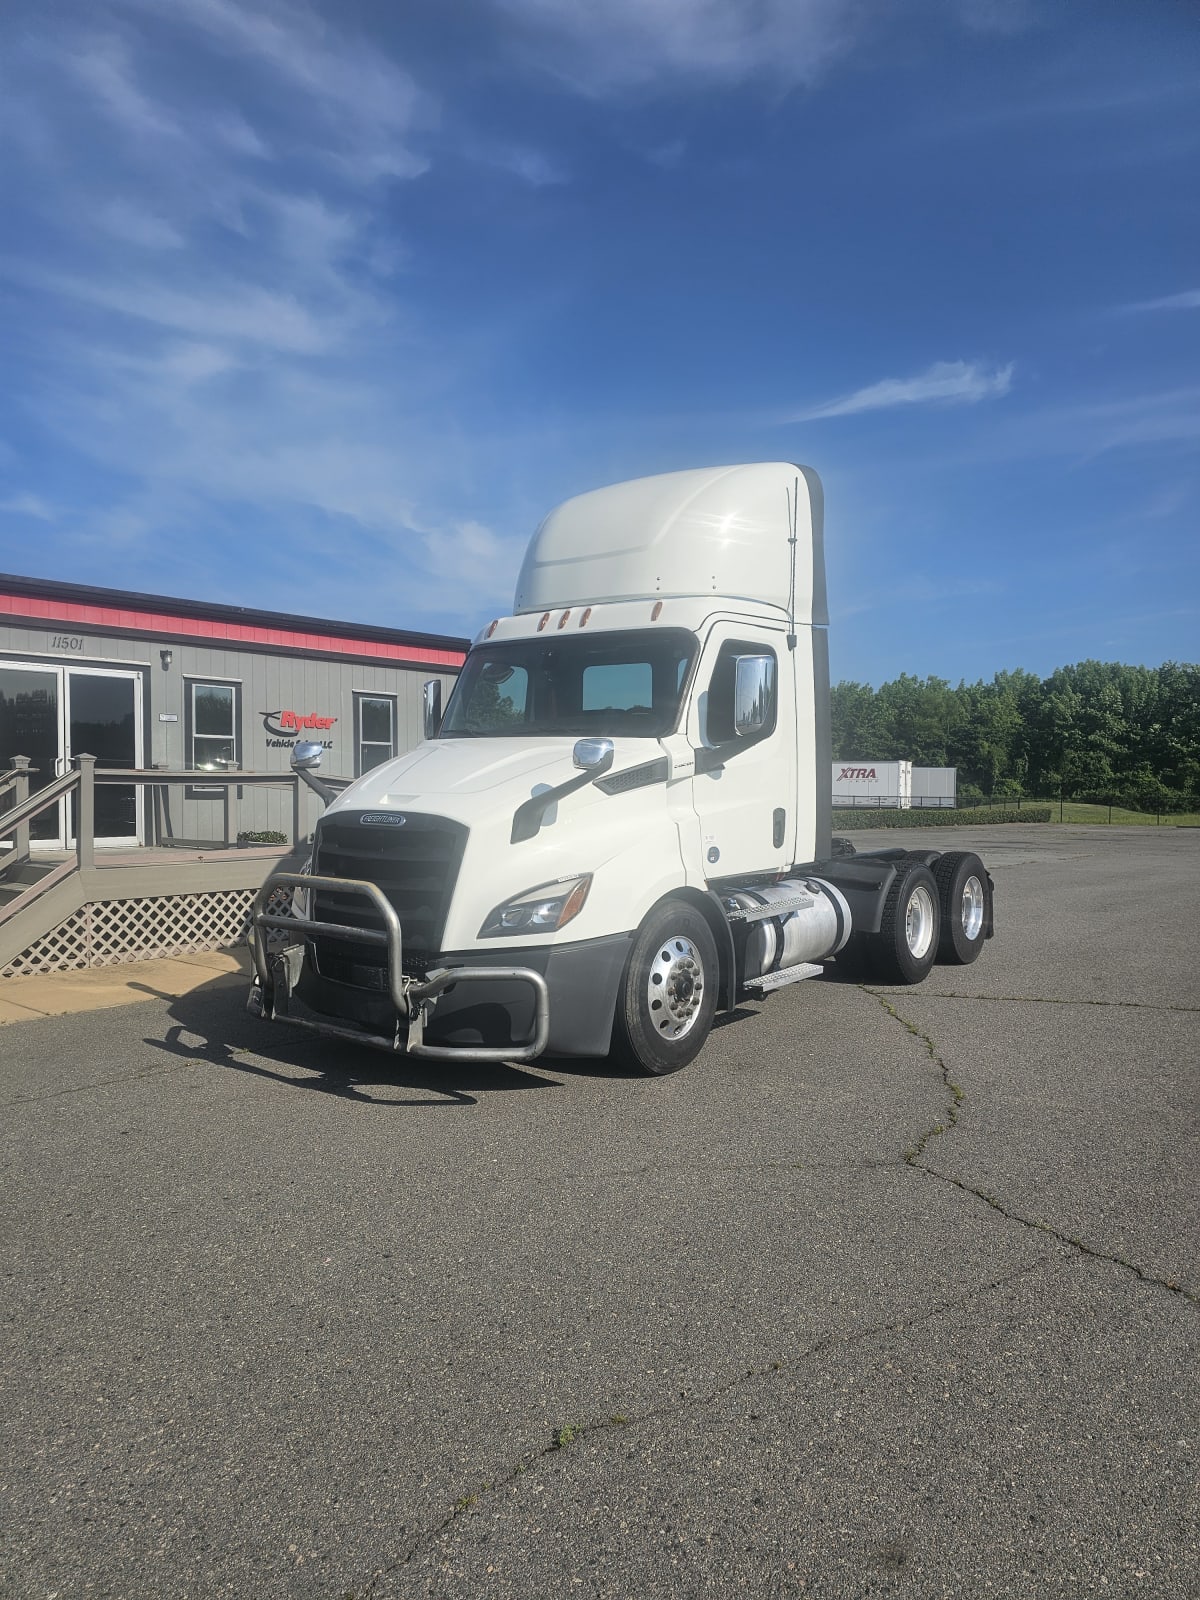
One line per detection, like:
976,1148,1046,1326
2,887,296,978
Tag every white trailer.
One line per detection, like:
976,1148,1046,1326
832,760,912,809
248,464,994,1076
912,766,957,809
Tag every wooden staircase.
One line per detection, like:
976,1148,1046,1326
0,857,61,910
1,757,312,977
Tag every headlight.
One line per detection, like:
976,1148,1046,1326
479,875,592,938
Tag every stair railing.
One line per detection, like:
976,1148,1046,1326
0,765,82,860
1,756,34,865
2,752,352,932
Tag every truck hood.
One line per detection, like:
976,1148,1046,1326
325,737,657,825
319,734,688,951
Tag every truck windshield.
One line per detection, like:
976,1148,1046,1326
441,628,696,739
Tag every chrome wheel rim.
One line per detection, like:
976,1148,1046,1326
905,885,936,961
961,875,985,941
647,935,706,1039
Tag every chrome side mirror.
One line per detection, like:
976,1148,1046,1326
291,741,326,771
573,737,615,772
423,679,443,740
733,655,775,737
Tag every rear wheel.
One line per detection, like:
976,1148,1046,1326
611,899,718,1075
864,861,941,985
932,851,991,964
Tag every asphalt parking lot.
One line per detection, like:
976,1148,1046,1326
2,824,1197,1599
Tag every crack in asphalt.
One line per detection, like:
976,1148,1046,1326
0,1060,196,1106
1,1031,332,1108
356,1252,1053,1598
863,987,1198,1308
925,992,1200,1013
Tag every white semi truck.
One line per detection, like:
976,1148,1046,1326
248,464,993,1075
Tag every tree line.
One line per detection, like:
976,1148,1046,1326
830,660,1200,812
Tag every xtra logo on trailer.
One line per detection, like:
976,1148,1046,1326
260,709,338,750
838,767,877,781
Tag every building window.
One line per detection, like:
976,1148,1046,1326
187,680,240,784
356,693,396,775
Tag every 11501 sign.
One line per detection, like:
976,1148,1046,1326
52,635,85,651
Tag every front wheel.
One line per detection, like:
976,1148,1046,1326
611,899,719,1076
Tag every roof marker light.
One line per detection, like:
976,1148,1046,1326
485,619,498,638
537,612,550,632
579,607,592,627
651,601,663,620
558,609,571,629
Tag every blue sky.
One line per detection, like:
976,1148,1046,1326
0,0,1196,686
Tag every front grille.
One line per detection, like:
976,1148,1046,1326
310,810,468,986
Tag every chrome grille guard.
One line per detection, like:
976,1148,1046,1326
248,871,550,1062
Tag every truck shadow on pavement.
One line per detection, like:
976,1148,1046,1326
131,971,669,1106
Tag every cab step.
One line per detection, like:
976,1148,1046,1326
743,961,824,994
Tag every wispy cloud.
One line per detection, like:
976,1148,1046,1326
474,142,569,187
0,1,531,626
96,199,186,251
115,0,432,182
494,0,866,92
494,0,1040,94
930,386,1200,467
1039,388,1200,453
63,33,184,143
794,360,1015,422
1121,288,1200,314
0,493,57,522
4,264,341,354
953,0,1034,35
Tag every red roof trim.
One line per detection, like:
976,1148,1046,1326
0,594,467,669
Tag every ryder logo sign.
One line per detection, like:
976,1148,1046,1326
838,767,877,781
260,709,338,751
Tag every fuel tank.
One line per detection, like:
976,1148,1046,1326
723,877,852,981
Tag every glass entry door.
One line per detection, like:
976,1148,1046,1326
66,669,142,847
0,665,63,845
0,662,143,850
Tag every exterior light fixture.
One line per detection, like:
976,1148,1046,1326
160,648,173,669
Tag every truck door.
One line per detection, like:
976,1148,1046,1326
687,624,796,880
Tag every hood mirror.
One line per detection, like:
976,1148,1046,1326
572,737,615,772
291,741,326,771
290,740,338,807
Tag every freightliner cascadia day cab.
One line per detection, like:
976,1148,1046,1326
248,464,994,1075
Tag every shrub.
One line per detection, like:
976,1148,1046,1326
832,806,1052,829
1074,777,1190,815
237,829,288,844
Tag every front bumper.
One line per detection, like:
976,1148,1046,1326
248,871,631,1061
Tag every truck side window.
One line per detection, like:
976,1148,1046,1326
704,639,777,746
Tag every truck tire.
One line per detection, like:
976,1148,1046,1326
864,860,941,986
612,899,718,1075
932,851,990,965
